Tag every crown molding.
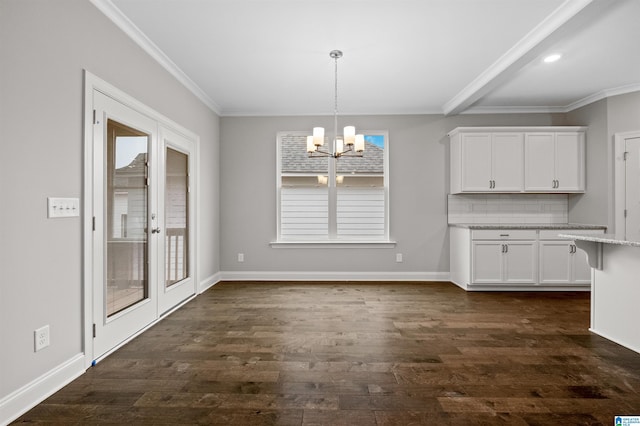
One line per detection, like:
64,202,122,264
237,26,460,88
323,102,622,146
461,84,640,115
442,0,594,116
460,105,568,115
219,108,445,117
89,0,222,115
565,84,640,112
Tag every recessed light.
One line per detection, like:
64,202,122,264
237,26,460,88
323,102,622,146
543,53,562,63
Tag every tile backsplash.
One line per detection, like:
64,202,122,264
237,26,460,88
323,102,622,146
447,194,568,224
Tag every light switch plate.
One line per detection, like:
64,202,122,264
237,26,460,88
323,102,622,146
48,197,80,218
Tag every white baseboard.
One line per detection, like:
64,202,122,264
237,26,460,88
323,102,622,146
199,272,223,293
219,271,450,282
0,353,86,426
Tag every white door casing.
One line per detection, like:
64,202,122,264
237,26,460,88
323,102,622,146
84,71,199,367
624,137,640,238
615,131,640,238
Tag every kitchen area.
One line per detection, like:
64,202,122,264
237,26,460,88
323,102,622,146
447,126,640,355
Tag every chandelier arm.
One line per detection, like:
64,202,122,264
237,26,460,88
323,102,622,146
308,149,336,158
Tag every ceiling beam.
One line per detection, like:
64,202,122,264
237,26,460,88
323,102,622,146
442,0,610,116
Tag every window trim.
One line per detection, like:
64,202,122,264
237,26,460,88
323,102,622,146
275,130,390,244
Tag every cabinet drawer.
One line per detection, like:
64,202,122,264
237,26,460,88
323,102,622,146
539,229,604,240
471,230,537,240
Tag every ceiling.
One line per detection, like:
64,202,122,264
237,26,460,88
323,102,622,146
96,0,640,116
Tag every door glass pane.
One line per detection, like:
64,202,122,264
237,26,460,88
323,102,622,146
106,119,149,317
165,147,189,287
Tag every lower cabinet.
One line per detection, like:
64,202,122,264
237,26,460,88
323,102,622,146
538,230,602,285
449,227,604,291
472,240,537,285
470,230,537,286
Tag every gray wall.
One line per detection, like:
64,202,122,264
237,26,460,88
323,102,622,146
566,98,610,227
220,114,565,275
607,91,640,232
0,0,220,401
567,92,640,231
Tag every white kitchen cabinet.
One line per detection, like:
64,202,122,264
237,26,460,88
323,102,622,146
451,131,523,193
538,230,603,285
449,226,605,291
524,132,585,192
449,127,586,194
471,231,537,285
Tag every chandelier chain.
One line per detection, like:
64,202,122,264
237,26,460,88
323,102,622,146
334,54,339,117
334,53,339,148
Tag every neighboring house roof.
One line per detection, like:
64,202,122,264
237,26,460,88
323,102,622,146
281,134,383,175
116,153,147,176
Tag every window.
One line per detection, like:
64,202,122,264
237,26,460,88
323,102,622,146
277,131,389,242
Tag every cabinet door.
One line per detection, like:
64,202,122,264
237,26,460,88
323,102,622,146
492,133,524,191
525,133,556,191
539,241,572,284
471,241,503,283
504,241,537,284
555,133,584,191
461,134,492,191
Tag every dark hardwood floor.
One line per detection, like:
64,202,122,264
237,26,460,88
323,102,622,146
13,281,640,425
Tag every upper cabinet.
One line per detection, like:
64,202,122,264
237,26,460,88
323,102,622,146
456,132,523,192
524,132,585,192
449,127,586,194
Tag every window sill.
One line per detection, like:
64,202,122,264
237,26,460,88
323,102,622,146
270,240,397,249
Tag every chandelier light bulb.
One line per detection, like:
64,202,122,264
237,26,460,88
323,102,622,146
355,134,365,153
306,135,317,153
313,127,324,146
344,126,356,146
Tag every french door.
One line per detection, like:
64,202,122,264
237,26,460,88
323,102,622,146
92,90,195,361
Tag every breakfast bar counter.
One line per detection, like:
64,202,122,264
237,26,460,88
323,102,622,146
559,233,640,354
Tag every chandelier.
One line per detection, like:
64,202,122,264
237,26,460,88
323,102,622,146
306,50,365,158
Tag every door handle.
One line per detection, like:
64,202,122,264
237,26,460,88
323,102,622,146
151,227,161,234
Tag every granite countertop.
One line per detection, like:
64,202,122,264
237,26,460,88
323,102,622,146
558,233,640,247
450,223,607,230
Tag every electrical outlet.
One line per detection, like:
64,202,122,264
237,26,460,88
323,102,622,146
237,253,244,262
34,325,50,352
396,253,403,263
